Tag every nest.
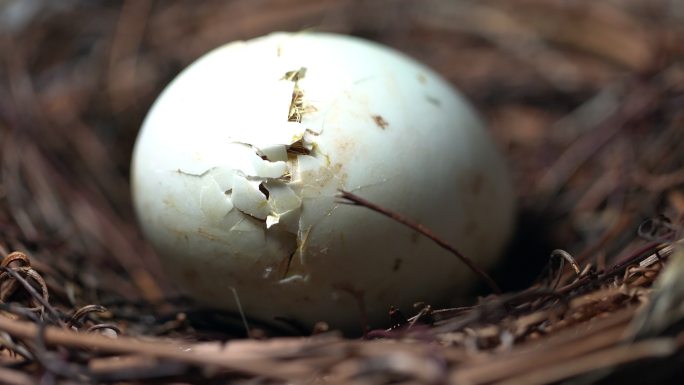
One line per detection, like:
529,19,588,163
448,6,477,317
1,1,684,383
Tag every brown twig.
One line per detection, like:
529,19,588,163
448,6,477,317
337,190,501,294
542,249,581,290
66,304,108,329
0,367,35,385
0,267,61,326
557,241,672,296
0,315,334,381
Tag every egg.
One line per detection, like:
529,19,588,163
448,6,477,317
131,32,514,332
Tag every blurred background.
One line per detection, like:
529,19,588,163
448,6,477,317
0,0,683,333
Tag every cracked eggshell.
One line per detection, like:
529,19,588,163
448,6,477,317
131,32,515,332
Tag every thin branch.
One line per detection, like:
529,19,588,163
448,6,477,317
0,267,62,326
0,316,328,381
66,305,108,329
337,190,501,294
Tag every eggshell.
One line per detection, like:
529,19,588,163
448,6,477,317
131,32,515,332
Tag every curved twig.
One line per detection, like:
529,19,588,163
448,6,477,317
337,190,501,294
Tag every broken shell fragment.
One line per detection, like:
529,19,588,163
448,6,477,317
131,32,515,332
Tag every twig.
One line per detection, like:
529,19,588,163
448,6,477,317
496,337,680,385
0,316,326,381
0,366,35,385
557,242,672,296
637,216,677,243
547,249,581,290
451,309,637,384
66,304,108,329
0,267,61,326
429,290,560,334
337,190,501,294
550,249,581,276
31,321,91,381
88,355,189,382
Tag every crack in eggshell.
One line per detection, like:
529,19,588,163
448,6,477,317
231,174,271,220
277,236,310,283
263,180,301,231
224,143,289,178
257,144,288,162
182,65,359,288
199,178,234,223
231,68,353,284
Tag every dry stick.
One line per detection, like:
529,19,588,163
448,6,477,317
496,337,680,385
452,309,637,384
0,267,62,327
0,316,317,381
66,304,108,328
338,190,501,294
546,249,581,290
0,366,34,385
556,241,671,296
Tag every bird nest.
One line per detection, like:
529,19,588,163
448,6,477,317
1,1,683,383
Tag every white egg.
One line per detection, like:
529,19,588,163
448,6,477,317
131,32,514,332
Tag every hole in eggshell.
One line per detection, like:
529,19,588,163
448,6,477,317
286,138,311,156
283,67,307,123
258,183,270,199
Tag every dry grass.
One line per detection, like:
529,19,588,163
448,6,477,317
1,0,684,383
